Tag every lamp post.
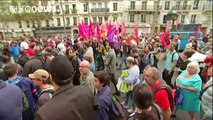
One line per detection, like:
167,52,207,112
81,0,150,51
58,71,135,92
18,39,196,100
166,10,178,31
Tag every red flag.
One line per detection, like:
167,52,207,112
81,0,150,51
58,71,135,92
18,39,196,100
121,22,126,40
134,23,139,43
159,31,171,48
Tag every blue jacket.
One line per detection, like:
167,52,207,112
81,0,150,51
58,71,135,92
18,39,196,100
96,86,112,120
0,80,23,120
11,45,20,57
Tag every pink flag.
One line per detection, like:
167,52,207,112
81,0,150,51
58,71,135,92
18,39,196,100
121,22,126,40
78,23,86,39
195,24,200,35
107,27,119,49
107,21,113,34
89,20,95,38
107,27,117,41
134,23,139,43
97,22,101,42
114,20,119,31
175,19,179,29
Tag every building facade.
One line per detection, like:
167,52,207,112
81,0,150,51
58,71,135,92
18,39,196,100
0,0,212,38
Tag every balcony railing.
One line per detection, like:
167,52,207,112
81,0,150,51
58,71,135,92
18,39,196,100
203,3,212,11
72,9,77,13
91,8,109,12
128,5,162,11
172,5,191,10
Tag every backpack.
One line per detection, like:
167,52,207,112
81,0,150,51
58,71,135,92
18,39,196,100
109,93,124,120
171,52,178,63
16,77,38,118
149,53,158,68
152,103,164,120
38,89,54,98
153,85,174,111
126,103,164,120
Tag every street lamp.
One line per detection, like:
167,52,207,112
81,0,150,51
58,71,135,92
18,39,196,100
166,10,178,31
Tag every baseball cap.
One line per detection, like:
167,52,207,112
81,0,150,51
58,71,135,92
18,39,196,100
29,69,50,81
26,49,36,56
48,56,74,82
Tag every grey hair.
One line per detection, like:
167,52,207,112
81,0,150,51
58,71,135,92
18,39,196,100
147,67,160,80
187,61,200,74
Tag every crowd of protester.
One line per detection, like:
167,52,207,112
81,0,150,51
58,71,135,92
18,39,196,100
0,33,212,120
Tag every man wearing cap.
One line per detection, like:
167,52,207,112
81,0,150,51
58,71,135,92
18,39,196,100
23,49,43,77
29,69,53,107
35,56,99,120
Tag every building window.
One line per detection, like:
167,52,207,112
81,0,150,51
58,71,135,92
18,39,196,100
56,5,60,14
176,1,180,10
72,4,76,9
83,4,88,12
142,1,147,10
73,17,77,25
183,1,188,10
191,15,196,23
130,1,135,9
98,3,102,8
65,5,69,14
92,3,96,8
26,21,30,28
193,0,199,10
113,17,117,21
57,18,61,26
130,14,134,22
66,17,70,26
113,3,118,11
46,20,49,27
163,15,167,23
165,1,170,10
32,21,36,27
99,17,102,25
84,18,88,25
93,17,97,23
105,3,108,8
181,15,185,23
141,14,146,23
18,21,22,28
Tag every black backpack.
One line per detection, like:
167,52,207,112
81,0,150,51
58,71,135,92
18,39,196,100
38,89,54,98
153,85,174,111
152,103,164,120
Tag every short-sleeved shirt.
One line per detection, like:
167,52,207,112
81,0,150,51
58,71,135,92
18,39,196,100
151,81,170,110
165,50,179,71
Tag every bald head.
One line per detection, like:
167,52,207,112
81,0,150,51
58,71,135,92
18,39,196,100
79,60,90,74
146,67,160,80
80,60,90,67
144,67,160,86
